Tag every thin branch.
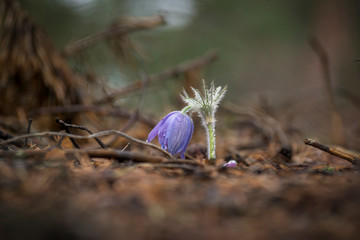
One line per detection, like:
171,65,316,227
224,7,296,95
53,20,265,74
94,50,218,104
0,130,174,159
84,149,166,163
55,118,107,149
63,15,165,56
55,117,80,149
0,149,166,164
0,129,29,148
304,138,360,166
26,118,33,134
25,118,32,146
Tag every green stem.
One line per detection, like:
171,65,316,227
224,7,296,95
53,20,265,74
181,106,192,114
206,122,216,161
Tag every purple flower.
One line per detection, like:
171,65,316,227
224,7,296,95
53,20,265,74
148,111,194,159
223,160,237,168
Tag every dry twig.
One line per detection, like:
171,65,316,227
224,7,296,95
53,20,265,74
94,51,218,104
0,130,173,159
55,117,107,149
0,149,166,164
0,129,28,149
55,117,81,149
304,138,360,166
63,15,165,56
25,118,33,146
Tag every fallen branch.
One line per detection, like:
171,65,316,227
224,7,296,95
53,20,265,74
84,149,166,163
55,118,80,149
304,138,360,166
55,117,107,149
0,149,166,164
94,50,218,104
0,129,29,149
0,130,173,159
63,15,165,56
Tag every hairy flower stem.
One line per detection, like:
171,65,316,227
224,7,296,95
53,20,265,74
206,122,216,162
181,80,227,163
181,106,192,114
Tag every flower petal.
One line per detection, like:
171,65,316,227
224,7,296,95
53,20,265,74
165,113,181,154
167,112,193,156
147,121,162,142
147,111,176,143
178,116,194,158
158,122,169,150
158,112,178,149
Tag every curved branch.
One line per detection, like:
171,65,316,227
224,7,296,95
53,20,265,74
0,130,173,159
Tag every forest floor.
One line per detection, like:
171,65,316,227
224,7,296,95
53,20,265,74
0,115,359,240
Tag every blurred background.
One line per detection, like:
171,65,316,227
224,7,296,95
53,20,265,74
6,0,360,147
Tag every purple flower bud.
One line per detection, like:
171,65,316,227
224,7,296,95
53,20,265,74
148,111,194,159
223,160,237,168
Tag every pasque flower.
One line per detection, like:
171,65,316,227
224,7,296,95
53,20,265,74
147,111,194,159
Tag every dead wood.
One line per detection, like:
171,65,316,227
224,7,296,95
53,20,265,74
0,130,173,159
304,138,360,166
94,51,218,104
0,128,29,149
0,149,166,163
55,117,107,149
55,118,81,149
63,15,165,56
